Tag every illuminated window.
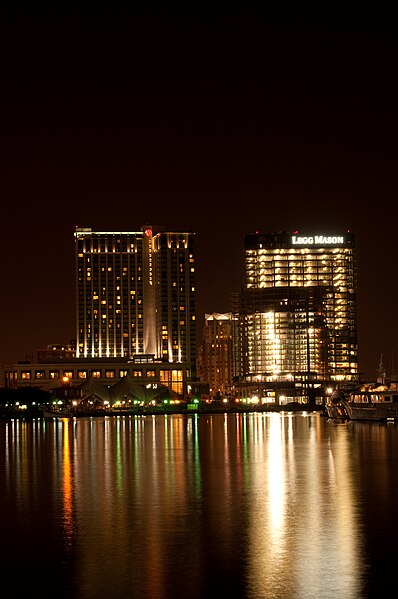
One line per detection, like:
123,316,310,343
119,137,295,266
160,370,171,383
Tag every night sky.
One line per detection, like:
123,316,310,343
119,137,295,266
1,28,397,378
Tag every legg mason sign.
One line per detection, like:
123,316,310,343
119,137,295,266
291,235,344,245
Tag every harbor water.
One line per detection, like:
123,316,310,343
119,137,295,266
1,412,397,599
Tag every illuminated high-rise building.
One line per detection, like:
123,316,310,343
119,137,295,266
74,226,197,378
235,231,358,400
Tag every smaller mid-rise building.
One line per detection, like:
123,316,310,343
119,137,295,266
197,313,234,398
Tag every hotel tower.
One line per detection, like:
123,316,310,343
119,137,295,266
74,226,197,378
235,231,358,400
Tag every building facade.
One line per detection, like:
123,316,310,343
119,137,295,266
234,231,358,401
74,225,197,379
2,355,188,398
197,313,234,397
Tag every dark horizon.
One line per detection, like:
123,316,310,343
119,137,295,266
1,29,398,378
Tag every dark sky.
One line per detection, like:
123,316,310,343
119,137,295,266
1,28,397,378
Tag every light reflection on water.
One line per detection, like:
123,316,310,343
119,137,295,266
2,413,398,598
245,414,363,599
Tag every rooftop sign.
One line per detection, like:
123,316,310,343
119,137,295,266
291,235,344,245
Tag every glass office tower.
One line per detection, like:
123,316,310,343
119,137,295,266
238,231,358,396
74,226,196,378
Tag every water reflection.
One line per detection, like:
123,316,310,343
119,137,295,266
61,419,74,551
2,413,398,598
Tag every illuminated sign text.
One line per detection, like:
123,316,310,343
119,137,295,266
291,235,344,245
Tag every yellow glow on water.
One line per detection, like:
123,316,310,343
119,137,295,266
246,414,363,598
61,419,73,548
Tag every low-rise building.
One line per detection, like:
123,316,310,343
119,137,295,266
1,354,189,401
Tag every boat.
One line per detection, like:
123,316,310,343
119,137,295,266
42,407,73,418
326,381,398,422
343,384,398,422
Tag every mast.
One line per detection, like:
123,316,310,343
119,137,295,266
377,353,386,385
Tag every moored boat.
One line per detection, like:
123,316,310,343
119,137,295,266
42,407,73,418
343,384,398,422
